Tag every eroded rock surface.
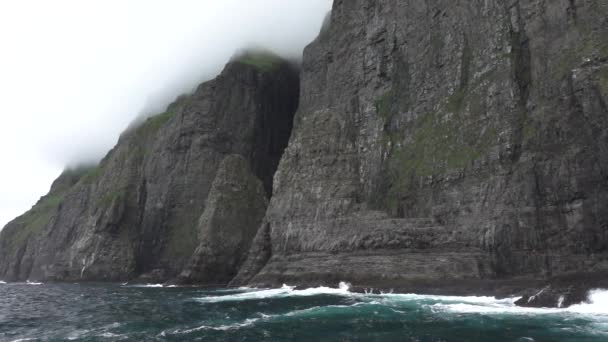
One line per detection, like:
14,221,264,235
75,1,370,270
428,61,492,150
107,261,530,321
1,0,607,300
233,0,608,292
177,155,268,285
0,54,299,282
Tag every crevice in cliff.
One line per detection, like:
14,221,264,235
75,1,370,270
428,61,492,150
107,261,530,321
228,221,272,286
250,62,301,198
508,1,532,162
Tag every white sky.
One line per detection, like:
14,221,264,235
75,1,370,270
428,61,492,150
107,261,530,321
0,0,332,229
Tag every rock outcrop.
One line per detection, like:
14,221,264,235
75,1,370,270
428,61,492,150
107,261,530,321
232,0,608,296
0,53,299,283
177,154,268,285
1,0,607,304
515,285,588,308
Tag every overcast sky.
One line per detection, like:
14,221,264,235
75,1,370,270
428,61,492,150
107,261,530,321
0,0,332,229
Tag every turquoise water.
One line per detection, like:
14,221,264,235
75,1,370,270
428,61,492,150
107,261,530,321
1,281,607,341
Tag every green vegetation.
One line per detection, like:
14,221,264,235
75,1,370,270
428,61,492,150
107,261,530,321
237,51,283,72
601,44,608,58
97,189,125,208
375,90,394,119
81,165,104,184
131,110,175,157
163,221,198,261
556,37,608,78
388,111,491,175
381,87,498,213
136,111,174,137
6,191,67,250
445,89,466,114
167,94,190,112
599,68,608,96
61,165,93,179
522,118,537,142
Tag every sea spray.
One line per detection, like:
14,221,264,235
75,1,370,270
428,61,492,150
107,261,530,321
197,282,353,303
2,283,608,341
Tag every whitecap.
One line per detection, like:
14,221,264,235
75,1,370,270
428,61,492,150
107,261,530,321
197,282,352,303
172,318,260,334
26,280,43,285
379,292,516,305
97,332,126,339
282,302,372,318
67,329,90,340
567,289,608,315
123,283,164,288
0,281,6,284
429,289,608,318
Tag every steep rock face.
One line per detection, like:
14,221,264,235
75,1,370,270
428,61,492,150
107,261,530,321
0,55,299,282
234,0,608,291
177,155,268,285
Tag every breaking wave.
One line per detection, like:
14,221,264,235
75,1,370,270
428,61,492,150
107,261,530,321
122,283,165,288
169,318,261,335
3,282,607,341
419,289,608,317
25,281,43,286
196,282,608,320
197,282,352,303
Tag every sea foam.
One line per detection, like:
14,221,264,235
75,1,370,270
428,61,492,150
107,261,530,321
429,289,608,316
197,281,608,320
25,280,43,286
197,282,352,303
122,283,164,288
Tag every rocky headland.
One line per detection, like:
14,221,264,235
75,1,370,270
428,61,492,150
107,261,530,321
1,0,607,308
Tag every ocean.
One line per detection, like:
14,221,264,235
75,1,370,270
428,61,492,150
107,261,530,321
1,281,607,341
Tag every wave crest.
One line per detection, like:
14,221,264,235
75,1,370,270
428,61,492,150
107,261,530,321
197,282,352,303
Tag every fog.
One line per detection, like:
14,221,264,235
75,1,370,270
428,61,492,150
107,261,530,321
0,0,333,229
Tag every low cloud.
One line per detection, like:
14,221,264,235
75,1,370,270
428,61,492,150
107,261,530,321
0,0,332,228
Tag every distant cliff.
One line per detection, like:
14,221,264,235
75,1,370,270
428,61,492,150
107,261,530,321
1,0,608,301
0,52,299,283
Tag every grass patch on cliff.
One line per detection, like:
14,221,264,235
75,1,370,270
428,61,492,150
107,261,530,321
236,52,283,72
131,110,175,157
522,118,538,142
375,90,394,119
388,111,485,177
555,38,608,78
5,191,66,250
446,89,466,114
163,222,198,262
81,165,104,184
136,111,174,137
599,68,608,96
97,189,125,208
383,93,498,213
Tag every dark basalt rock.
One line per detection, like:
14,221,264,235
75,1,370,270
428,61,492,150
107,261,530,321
233,0,608,292
516,274,608,307
176,154,268,285
2,0,608,297
515,285,589,308
0,53,299,283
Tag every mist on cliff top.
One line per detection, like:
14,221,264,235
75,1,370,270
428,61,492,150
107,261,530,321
0,0,332,229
